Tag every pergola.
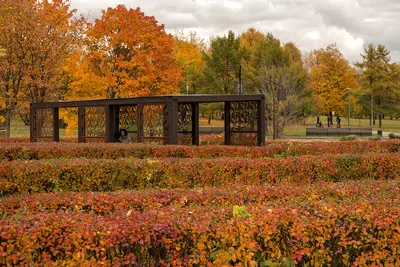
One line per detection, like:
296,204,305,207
30,94,266,146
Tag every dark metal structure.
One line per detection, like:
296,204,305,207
30,95,266,146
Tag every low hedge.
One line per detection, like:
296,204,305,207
1,180,398,217
0,140,399,160
1,154,400,196
1,185,399,266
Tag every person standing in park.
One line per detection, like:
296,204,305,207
119,129,132,143
336,115,341,128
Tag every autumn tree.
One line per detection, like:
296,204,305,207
240,28,265,94
244,33,311,138
307,44,359,121
173,31,205,94
355,44,400,127
201,31,247,95
0,0,75,136
284,42,303,63
66,5,182,100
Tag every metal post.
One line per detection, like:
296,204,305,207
30,105,36,142
224,101,231,145
239,64,242,95
168,98,178,145
347,88,351,127
186,68,189,95
258,96,266,146
272,92,276,140
370,93,373,127
105,105,114,143
137,104,143,143
192,103,199,146
78,107,85,143
53,107,60,142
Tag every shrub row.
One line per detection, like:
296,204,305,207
1,154,400,196
1,140,399,160
1,180,398,217
1,188,399,266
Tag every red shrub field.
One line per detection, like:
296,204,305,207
1,140,400,266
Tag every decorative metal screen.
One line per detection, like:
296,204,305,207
83,106,106,142
32,108,53,141
230,101,258,132
142,104,168,144
178,103,193,145
230,101,258,146
119,105,138,141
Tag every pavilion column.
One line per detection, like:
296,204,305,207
78,107,85,143
257,96,266,146
191,103,199,146
224,101,231,145
30,105,36,143
168,98,178,145
137,104,143,143
113,106,119,140
106,105,120,143
52,107,60,142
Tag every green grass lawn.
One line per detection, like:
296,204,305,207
5,116,400,138
283,116,400,136
9,119,73,138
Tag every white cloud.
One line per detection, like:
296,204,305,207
305,31,321,40
70,0,400,62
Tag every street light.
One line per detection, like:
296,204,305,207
186,68,189,95
370,91,373,127
347,88,351,127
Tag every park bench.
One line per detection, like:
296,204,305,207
306,127,372,137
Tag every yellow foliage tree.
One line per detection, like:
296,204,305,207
173,31,205,94
308,44,360,116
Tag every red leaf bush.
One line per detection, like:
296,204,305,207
0,140,399,160
1,154,400,197
1,180,399,266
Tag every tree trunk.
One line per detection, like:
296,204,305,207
272,93,277,140
379,114,382,128
5,115,11,138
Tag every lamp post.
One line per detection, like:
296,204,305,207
347,88,351,127
370,92,373,127
186,68,189,95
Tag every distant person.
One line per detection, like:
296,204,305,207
319,121,323,128
119,129,132,143
336,116,341,128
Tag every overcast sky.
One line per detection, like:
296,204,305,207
70,0,400,63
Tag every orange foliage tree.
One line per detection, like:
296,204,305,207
66,5,182,100
0,0,75,136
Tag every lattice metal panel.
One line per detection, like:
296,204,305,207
230,101,258,132
84,107,106,137
119,105,138,141
32,108,53,138
178,104,192,133
143,104,167,139
177,103,193,145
